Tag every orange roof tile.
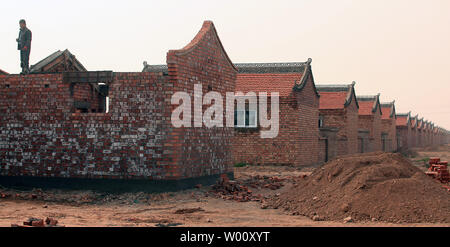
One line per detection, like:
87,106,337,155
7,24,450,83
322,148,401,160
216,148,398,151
318,92,348,109
235,73,302,97
358,101,375,115
381,105,393,119
396,115,408,126
357,95,380,116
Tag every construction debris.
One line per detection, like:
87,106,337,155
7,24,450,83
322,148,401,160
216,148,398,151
209,174,289,202
174,207,205,214
425,157,450,183
11,217,64,227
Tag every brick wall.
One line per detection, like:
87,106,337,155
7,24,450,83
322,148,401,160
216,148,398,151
381,118,397,152
295,77,320,165
0,72,172,179
345,96,359,154
357,97,382,152
320,111,346,156
319,100,358,157
358,113,382,152
0,20,237,181
319,92,359,156
72,83,101,113
165,21,237,179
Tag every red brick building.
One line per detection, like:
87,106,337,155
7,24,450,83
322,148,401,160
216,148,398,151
0,21,236,188
409,115,418,147
432,124,438,146
416,118,424,147
396,112,411,151
357,94,382,152
423,120,430,146
380,101,397,152
428,122,438,146
232,60,321,166
316,82,359,158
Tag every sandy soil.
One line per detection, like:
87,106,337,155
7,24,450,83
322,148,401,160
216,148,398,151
1,145,449,227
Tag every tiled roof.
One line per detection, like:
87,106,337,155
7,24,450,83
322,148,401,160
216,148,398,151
142,62,308,74
380,101,395,119
316,83,357,109
142,63,168,73
142,62,314,97
396,115,409,126
318,91,348,109
0,68,8,75
30,49,86,73
235,61,318,97
235,62,308,74
235,73,303,97
357,95,380,115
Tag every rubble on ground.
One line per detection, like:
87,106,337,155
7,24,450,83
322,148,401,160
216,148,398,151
208,174,297,202
11,217,64,227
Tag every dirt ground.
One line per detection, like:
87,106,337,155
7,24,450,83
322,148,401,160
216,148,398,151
1,145,449,227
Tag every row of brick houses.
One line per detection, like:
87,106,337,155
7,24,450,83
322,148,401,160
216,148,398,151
0,20,449,188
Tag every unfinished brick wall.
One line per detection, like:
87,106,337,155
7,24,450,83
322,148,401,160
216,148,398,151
0,72,172,179
72,83,101,113
0,20,237,181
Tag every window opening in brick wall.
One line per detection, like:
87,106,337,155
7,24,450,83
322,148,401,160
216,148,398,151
64,71,113,114
234,109,257,128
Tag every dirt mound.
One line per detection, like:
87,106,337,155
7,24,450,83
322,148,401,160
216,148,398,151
267,152,450,223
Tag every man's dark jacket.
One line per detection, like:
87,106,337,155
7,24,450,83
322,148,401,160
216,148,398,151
17,27,32,51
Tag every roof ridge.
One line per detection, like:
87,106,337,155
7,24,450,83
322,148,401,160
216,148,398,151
235,61,308,74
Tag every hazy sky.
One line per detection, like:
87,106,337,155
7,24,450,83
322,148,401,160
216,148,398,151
0,0,449,129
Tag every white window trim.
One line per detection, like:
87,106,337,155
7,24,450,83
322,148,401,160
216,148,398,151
106,96,110,113
235,109,257,128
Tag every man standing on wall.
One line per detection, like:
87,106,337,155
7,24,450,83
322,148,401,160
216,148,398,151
16,19,32,74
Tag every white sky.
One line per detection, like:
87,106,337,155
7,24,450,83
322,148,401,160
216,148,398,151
0,0,449,129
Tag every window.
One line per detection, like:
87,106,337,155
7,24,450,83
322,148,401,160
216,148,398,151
234,109,257,128
318,116,324,128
